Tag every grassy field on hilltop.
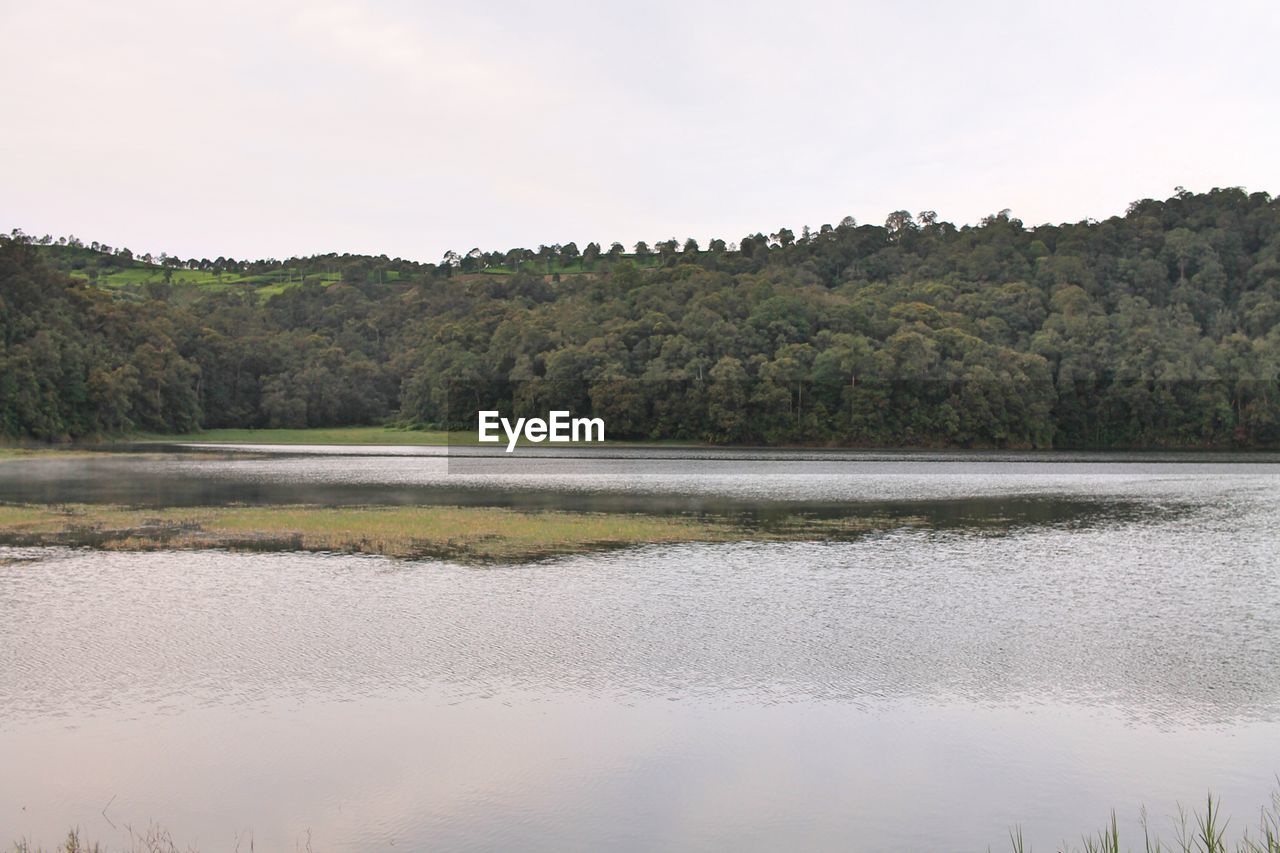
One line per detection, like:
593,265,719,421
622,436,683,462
69,265,346,293
33,243,399,295
35,241,634,295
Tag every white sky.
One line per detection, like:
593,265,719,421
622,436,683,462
2,0,1277,262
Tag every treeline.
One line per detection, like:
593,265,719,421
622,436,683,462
3,187,1279,447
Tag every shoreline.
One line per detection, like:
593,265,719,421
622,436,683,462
4,425,1280,455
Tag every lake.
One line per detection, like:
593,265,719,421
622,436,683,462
2,447,1279,851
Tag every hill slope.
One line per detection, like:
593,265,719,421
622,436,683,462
3,187,1279,447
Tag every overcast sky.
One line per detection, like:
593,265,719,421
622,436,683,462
2,0,1277,262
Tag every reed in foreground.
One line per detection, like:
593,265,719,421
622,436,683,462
1007,792,1280,853
12,823,310,853
12,792,1280,852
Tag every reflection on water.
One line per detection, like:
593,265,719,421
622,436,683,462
0,445,1251,521
1,450,1279,850
4,690,1277,853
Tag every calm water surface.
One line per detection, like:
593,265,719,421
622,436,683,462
1,448,1279,851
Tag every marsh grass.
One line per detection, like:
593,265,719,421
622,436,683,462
0,503,739,561
1007,793,1280,853
0,502,904,562
12,822,305,853
12,826,168,853
13,792,1280,852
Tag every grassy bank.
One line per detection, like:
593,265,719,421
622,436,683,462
135,426,452,445
0,448,111,461
3,426,454,451
134,426,710,448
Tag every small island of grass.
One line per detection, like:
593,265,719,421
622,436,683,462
0,503,891,563
0,503,723,562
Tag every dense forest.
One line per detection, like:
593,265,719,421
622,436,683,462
3,187,1279,448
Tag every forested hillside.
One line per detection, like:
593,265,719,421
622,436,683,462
3,187,1279,447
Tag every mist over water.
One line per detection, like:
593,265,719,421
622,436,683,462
2,449,1279,851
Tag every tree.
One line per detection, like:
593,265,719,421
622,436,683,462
560,242,581,269
537,244,559,273
656,239,679,265
884,211,916,240
707,356,750,441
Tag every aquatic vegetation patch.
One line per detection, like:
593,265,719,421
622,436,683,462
0,503,722,561
0,502,893,563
